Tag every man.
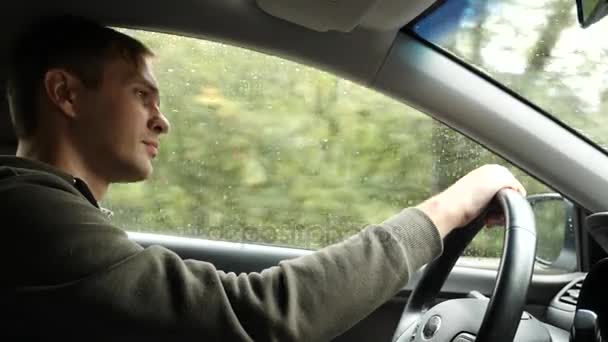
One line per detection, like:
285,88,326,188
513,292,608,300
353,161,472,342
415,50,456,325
3,16,525,341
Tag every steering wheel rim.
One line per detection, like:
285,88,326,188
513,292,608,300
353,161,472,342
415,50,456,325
392,188,537,342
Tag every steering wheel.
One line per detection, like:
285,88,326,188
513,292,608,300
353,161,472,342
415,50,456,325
392,189,537,342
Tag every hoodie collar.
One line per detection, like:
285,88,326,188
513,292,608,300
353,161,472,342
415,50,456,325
0,155,100,208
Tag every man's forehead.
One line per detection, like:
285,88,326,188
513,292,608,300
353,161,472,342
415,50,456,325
138,57,159,86
104,55,158,87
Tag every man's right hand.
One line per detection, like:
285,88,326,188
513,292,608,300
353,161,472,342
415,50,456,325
416,164,527,238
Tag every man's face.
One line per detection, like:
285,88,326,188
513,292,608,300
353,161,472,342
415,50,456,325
73,55,170,183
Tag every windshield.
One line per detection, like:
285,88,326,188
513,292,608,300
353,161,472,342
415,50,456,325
412,0,608,150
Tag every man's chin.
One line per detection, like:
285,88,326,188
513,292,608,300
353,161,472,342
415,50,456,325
136,163,154,181
115,163,153,183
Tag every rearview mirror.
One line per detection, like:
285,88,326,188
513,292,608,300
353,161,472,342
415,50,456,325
577,0,608,28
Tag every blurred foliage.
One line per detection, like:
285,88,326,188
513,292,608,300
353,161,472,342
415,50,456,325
100,0,607,265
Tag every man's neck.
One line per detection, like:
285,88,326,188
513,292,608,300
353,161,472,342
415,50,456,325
16,140,109,201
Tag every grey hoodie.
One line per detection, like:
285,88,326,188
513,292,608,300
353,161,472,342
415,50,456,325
2,156,442,341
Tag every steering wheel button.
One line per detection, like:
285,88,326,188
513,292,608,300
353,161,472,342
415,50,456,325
422,315,442,340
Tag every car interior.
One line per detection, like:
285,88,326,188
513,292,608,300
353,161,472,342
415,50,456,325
4,0,608,341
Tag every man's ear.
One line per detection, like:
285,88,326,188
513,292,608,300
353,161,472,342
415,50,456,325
43,69,82,119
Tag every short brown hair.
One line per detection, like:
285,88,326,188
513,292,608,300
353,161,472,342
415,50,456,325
6,15,154,139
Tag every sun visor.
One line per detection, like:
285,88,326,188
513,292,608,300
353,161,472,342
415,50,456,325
256,0,437,32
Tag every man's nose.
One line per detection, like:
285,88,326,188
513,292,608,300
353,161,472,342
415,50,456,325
148,110,171,135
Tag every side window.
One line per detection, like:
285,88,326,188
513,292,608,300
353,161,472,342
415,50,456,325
103,30,569,271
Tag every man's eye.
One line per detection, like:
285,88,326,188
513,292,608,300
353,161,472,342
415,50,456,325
136,89,148,100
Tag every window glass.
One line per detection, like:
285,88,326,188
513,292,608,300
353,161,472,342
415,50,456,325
103,29,567,271
412,0,608,151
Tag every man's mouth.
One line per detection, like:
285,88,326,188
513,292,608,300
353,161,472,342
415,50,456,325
143,141,159,157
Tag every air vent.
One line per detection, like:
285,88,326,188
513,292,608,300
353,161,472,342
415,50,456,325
558,279,584,306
